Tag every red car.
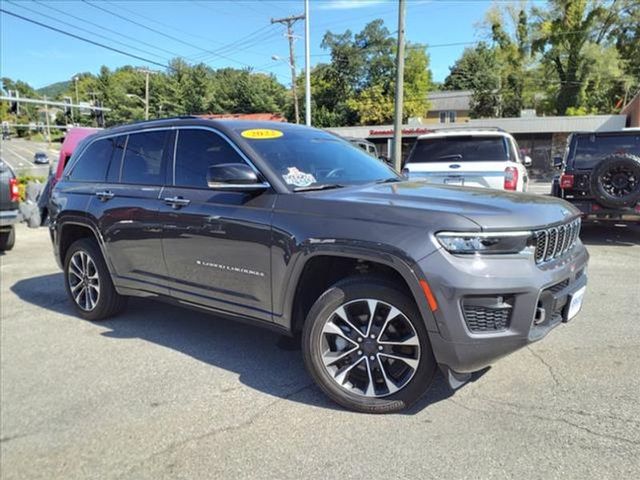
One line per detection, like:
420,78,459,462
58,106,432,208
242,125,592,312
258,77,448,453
38,127,100,225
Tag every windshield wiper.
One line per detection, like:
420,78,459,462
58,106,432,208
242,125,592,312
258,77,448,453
376,177,401,184
293,184,345,192
436,154,463,161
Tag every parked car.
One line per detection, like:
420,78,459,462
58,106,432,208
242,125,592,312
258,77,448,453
0,160,20,251
347,137,393,167
38,127,99,225
402,128,532,191
33,151,49,164
48,118,588,413
551,130,640,222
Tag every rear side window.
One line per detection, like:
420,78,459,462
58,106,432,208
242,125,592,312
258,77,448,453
572,134,640,169
174,129,246,188
407,136,511,163
121,131,169,185
68,138,117,182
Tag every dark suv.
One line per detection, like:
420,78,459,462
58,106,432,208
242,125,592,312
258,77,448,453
49,118,589,413
551,130,640,221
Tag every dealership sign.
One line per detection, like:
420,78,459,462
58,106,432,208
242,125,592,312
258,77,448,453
369,127,433,137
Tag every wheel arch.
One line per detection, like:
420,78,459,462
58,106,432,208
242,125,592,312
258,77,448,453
279,248,438,336
57,219,113,276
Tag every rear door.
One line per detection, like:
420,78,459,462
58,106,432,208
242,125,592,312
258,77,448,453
159,127,275,322
405,135,514,189
89,130,173,295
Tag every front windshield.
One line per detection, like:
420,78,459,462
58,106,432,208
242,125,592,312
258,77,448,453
237,127,398,190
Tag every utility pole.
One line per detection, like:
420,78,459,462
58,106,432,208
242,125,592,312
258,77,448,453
304,0,311,126
271,14,304,124
73,76,80,121
392,0,406,171
137,67,155,121
43,95,51,147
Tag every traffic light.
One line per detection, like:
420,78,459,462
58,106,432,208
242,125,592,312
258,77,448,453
63,96,72,117
9,90,20,115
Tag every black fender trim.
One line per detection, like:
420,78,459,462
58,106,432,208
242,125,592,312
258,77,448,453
275,243,439,334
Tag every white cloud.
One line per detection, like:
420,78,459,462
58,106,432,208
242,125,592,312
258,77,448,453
317,0,387,11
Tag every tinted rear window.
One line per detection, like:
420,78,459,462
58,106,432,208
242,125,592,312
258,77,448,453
121,131,169,185
571,134,640,169
69,138,117,182
408,136,512,163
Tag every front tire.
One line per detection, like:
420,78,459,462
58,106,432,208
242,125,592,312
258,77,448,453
302,277,436,413
64,238,127,321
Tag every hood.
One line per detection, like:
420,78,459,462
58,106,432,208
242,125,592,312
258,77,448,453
299,181,580,231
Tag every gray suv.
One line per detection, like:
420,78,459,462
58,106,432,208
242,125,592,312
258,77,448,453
48,118,589,413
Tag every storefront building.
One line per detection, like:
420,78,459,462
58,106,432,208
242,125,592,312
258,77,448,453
328,114,628,179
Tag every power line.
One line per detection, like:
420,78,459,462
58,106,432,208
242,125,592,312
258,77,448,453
101,0,227,46
6,0,172,63
31,0,186,59
0,8,170,69
80,0,288,81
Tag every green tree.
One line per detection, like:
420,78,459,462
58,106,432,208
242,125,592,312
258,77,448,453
317,20,432,126
487,4,532,117
531,0,622,114
443,42,500,118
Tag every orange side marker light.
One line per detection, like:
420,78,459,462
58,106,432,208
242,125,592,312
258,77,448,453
419,279,439,312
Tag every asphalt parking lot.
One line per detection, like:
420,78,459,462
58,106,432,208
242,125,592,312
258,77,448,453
1,220,639,480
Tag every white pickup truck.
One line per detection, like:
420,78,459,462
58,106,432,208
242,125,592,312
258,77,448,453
402,129,531,192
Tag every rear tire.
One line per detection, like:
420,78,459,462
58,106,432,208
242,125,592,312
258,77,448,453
0,226,15,251
64,238,127,321
302,276,436,413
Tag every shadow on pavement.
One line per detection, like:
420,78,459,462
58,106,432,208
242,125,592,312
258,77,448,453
10,273,470,414
579,222,640,247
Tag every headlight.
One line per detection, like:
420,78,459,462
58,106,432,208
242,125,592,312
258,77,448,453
436,231,533,255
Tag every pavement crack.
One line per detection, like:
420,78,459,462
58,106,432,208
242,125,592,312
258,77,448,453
448,398,640,446
527,346,561,387
117,382,315,478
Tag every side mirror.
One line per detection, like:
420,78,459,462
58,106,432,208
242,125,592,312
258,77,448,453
523,155,532,167
552,157,563,169
207,163,269,191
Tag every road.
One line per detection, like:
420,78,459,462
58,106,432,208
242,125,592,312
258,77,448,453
0,138,59,177
1,223,640,479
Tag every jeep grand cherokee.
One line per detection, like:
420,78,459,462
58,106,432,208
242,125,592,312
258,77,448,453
48,118,589,413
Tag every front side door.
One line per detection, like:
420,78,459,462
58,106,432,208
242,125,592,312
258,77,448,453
159,127,275,322
90,129,173,295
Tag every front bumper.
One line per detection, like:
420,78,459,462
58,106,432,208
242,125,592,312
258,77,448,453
416,241,589,374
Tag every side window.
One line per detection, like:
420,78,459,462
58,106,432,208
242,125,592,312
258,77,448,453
121,131,169,185
106,136,126,182
449,111,456,123
439,112,447,124
174,129,247,188
68,138,116,182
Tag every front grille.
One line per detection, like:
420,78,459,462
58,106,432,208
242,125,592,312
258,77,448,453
533,218,581,265
463,296,513,333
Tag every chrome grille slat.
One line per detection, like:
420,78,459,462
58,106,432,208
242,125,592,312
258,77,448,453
534,218,581,265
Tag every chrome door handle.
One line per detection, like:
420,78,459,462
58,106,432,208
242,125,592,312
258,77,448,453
164,196,191,208
96,191,114,201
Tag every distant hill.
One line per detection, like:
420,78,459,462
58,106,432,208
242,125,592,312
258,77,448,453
36,80,70,99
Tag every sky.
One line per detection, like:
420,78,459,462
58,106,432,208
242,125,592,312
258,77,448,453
1,0,495,90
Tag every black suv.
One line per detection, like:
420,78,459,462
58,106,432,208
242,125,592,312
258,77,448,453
551,130,640,221
49,118,589,413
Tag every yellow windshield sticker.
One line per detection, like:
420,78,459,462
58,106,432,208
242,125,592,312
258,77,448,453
241,129,283,140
